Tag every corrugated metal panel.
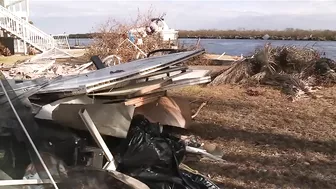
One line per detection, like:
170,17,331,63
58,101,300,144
38,49,204,94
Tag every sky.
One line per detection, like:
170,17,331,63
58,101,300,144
28,0,336,34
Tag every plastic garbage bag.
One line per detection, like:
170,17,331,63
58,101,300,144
117,115,221,189
180,170,221,189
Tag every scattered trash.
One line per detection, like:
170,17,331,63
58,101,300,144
25,50,209,138
181,135,202,148
0,48,222,188
186,146,224,162
202,143,225,159
180,136,224,162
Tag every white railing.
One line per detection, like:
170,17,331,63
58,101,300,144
52,34,70,49
0,5,55,52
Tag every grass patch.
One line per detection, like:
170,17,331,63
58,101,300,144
0,55,34,66
171,85,336,188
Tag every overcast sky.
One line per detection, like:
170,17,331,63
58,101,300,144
29,0,336,34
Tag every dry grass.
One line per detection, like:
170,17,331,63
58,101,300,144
169,85,336,189
0,55,34,66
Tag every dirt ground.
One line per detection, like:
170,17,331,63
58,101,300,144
170,85,336,189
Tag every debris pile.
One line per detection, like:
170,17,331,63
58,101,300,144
1,48,93,80
210,44,336,99
2,50,212,136
0,49,221,189
3,61,94,79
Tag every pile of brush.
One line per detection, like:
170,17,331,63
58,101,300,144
210,44,336,98
87,8,171,62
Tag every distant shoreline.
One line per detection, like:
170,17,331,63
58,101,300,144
69,29,336,41
177,37,336,41
69,36,336,42
179,29,336,41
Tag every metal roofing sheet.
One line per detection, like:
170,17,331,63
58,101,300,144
38,49,204,94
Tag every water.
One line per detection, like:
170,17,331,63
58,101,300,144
179,39,336,59
69,38,93,47
69,38,336,59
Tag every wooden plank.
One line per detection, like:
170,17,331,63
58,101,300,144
92,78,172,97
125,95,162,106
124,92,165,106
146,76,212,94
125,92,165,103
133,97,161,107
132,79,172,96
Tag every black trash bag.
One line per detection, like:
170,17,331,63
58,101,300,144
117,115,221,189
181,170,221,189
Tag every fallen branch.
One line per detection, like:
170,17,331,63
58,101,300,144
191,97,213,119
191,101,207,119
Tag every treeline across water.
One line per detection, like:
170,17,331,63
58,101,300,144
69,33,95,38
69,29,336,41
179,29,336,41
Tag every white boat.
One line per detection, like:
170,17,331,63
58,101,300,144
150,17,179,42
129,15,179,44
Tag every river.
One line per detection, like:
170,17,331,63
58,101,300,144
68,38,336,59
